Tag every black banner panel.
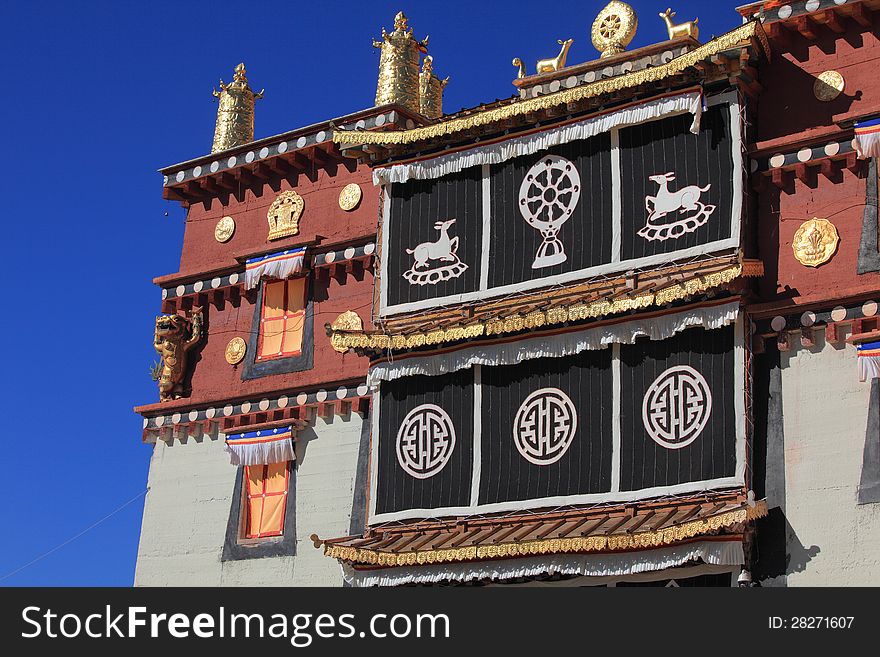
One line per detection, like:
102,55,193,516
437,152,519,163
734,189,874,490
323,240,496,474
385,167,482,307
375,369,474,515
487,134,613,288
618,103,735,261
479,349,613,505
619,325,737,491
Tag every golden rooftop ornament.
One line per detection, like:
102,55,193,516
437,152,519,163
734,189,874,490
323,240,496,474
536,39,574,74
512,57,526,79
330,311,365,353
592,1,638,59
214,216,236,243
659,8,699,41
814,70,845,102
211,63,264,153
419,56,448,119
225,337,247,365
373,11,428,114
267,190,304,241
792,218,840,267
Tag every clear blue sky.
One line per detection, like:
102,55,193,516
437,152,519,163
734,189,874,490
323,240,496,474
0,0,737,586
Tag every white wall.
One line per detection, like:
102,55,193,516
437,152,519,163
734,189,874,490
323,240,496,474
134,413,365,586
780,333,880,585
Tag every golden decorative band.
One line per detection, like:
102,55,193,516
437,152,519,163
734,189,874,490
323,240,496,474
334,22,761,147
330,264,742,352
325,502,767,567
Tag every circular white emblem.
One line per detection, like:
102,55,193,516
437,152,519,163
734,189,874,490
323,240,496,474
642,366,712,450
396,404,457,479
513,388,578,465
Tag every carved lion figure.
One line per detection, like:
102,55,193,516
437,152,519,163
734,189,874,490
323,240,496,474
153,308,203,401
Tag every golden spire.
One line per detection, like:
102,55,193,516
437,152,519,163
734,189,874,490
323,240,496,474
419,56,448,120
373,11,428,114
211,63,264,153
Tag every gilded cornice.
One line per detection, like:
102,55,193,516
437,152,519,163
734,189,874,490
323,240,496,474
334,21,765,147
324,501,768,568
330,263,746,353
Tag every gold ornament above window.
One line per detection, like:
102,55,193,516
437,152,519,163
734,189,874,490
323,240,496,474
592,1,638,59
267,190,304,241
338,183,363,211
225,336,247,365
214,216,236,243
813,70,845,102
330,310,364,353
792,218,839,267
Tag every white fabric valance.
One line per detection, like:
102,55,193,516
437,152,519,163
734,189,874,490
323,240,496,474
341,539,742,587
368,300,739,385
244,247,307,291
372,90,704,186
224,427,296,466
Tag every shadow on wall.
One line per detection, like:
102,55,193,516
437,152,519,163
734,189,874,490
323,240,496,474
755,507,820,585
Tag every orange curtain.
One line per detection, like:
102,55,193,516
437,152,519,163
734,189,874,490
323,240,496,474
257,278,306,361
244,461,289,538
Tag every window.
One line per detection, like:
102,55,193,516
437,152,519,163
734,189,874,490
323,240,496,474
244,461,290,539
256,278,306,362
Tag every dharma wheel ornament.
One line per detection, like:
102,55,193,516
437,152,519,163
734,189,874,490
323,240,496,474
267,190,304,241
211,63,264,153
591,1,638,59
792,218,840,267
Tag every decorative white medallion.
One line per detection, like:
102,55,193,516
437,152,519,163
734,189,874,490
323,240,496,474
396,404,457,479
512,388,578,465
403,218,469,286
639,172,716,241
643,365,712,450
518,155,581,268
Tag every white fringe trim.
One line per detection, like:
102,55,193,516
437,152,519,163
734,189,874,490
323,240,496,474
859,355,880,382
244,254,305,291
368,301,738,385
341,539,743,587
224,438,296,466
373,91,703,186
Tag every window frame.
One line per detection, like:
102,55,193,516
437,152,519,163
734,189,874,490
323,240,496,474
243,461,290,539
256,278,307,362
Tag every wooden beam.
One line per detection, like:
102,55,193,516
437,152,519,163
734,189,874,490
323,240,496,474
851,3,872,28
795,15,817,40
822,9,845,34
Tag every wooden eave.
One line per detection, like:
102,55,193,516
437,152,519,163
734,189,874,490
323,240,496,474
316,491,768,569
335,21,768,163
739,0,878,42
160,104,425,206
328,255,763,356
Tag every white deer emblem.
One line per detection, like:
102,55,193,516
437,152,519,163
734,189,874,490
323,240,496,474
638,172,716,241
403,218,469,286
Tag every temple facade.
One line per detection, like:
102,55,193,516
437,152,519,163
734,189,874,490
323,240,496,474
135,1,880,587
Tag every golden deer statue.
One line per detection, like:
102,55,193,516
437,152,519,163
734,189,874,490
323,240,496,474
659,8,698,41
512,57,526,79
536,39,573,74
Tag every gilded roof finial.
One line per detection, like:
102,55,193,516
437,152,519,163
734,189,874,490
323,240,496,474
420,55,449,120
373,11,427,114
211,62,264,153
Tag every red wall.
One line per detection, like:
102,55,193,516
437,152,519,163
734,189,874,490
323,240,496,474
179,163,378,276
757,16,880,145
150,160,378,411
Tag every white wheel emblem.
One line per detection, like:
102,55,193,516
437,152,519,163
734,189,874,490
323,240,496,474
396,404,457,479
513,388,578,465
518,155,581,269
642,366,712,449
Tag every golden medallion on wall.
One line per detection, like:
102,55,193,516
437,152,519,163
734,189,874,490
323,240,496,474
214,216,236,243
591,2,638,59
338,183,363,211
267,190,304,241
225,337,247,364
813,70,845,102
792,218,840,267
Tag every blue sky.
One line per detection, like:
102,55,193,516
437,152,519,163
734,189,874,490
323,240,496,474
0,0,737,585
